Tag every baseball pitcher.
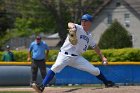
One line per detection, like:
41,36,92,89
32,14,116,93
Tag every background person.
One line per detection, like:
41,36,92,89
2,45,15,62
27,36,49,86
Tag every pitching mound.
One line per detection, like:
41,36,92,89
0,86,140,93
44,86,140,93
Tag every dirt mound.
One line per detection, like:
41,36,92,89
0,86,140,93
44,86,140,93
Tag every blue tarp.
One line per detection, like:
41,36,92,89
0,65,140,86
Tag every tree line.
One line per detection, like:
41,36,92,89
0,0,103,50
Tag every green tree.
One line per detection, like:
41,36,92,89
10,0,55,36
98,20,132,49
0,0,104,49
0,0,17,50
0,0,55,49
40,0,104,46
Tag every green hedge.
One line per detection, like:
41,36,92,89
98,20,132,49
0,48,140,62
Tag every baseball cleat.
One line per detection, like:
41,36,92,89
32,83,44,93
30,82,36,87
105,81,119,88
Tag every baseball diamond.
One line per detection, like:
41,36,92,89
0,86,140,93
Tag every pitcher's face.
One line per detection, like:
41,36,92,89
81,20,92,32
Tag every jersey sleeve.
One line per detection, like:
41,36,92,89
89,35,96,48
45,44,49,50
43,41,49,50
75,24,83,37
75,24,81,32
29,42,34,52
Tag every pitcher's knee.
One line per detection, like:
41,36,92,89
51,64,63,73
90,67,100,76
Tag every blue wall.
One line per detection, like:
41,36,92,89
0,65,140,86
55,65,140,85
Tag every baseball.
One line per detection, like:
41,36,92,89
103,61,107,65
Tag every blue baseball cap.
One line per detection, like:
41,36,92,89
81,14,93,22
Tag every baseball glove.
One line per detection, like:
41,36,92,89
68,28,77,45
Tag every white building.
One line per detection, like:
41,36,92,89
91,0,140,48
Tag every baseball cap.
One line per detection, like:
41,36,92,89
36,36,41,40
6,45,10,49
81,14,93,22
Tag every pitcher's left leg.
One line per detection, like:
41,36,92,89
70,56,116,87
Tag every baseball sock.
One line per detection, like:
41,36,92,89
96,71,108,84
42,70,55,87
